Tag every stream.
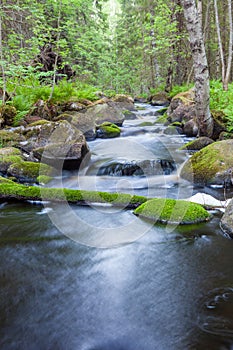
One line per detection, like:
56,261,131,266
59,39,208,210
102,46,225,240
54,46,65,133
1,104,233,349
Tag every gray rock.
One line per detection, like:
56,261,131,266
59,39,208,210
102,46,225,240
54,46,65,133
220,199,233,237
183,119,198,137
19,120,90,170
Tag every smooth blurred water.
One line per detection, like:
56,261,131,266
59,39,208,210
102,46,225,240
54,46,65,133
1,105,233,349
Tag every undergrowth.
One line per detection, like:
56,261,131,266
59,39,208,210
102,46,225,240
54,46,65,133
5,72,101,125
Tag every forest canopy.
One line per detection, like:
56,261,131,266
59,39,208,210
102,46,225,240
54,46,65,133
0,0,232,96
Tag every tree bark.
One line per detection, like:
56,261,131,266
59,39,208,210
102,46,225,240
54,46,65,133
181,0,213,137
214,0,233,91
0,3,6,104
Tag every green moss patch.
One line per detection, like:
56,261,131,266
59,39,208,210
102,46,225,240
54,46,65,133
180,140,233,184
8,161,54,181
134,198,210,225
0,182,147,208
37,175,53,184
137,121,154,127
96,122,121,138
28,119,51,127
180,137,214,151
0,130,24,147
154,113,168,124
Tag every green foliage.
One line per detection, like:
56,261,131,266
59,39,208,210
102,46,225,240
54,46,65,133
209,80,233,132
169,84,194,98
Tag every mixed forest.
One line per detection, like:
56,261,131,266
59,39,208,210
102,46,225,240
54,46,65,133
0,1,233,113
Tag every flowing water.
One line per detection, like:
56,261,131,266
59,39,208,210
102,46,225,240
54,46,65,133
1,104,233,349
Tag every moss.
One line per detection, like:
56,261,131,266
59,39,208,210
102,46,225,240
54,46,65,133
136,106,146,111
154,113,168,124
172,89,195,106
7,161,54,181
96,122,121,138
0,155,22,165
0,176,15,184
0,130,24,147
171,122,183,127
138,121,154,127
156,107,168,115
122,109,133,116
0,147,21,156
36,175,53,184
134,198,210,225
179,137,214,151
180,140,233,184
28,119,51,127
0,182,147,208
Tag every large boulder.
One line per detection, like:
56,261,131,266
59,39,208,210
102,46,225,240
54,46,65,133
112,94,136,111
68,102,125,140
167,89,195,120
0,146,55,183
180,137,214,151
16,120,89,170
7,161,54,183
90,102,125,125
220,199,233,237
30,120,90,170
180,140,233,185
149,92,170,107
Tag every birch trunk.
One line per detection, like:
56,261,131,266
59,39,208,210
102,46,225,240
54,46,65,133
214,0,233,91
181,0,213,137
0,3,6,104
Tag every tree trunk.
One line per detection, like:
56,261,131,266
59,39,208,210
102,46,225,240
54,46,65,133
0,3,6,104
214,0,233,91
181,0,213,137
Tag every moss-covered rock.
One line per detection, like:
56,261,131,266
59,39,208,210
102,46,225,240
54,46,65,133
0,181,147,208
36,175,53,185
154,113,168,124
137,121,154,127
0,147,23,173
0,176,15,184
180,137,214,151
150,92,170,107
122,109,137,120
0,105,17,126
163,125,183,135
28,119,51,127
18,120,90,170
167,89,196,126
96,122,121,139
0,129,25,147
7,161,55,183
134,198,210,225
180,139,233,185
88,102,125,126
